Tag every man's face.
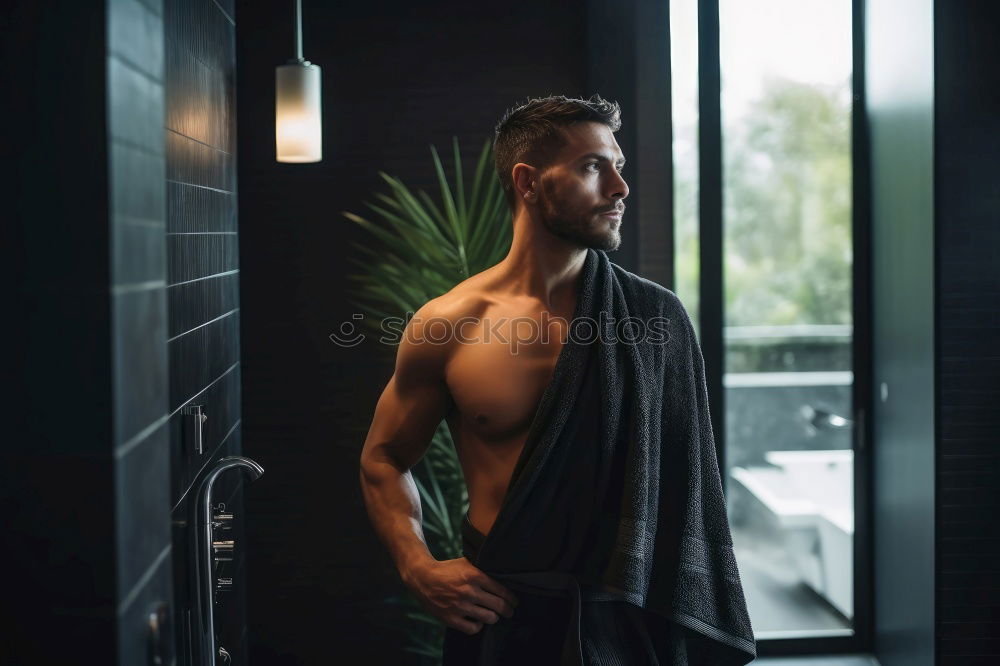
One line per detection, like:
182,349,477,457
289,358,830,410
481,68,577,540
534,121,629,252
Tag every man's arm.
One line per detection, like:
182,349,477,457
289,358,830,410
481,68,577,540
358,301,517,635
359,301,452,583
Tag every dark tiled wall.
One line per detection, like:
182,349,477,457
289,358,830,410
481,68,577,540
934,2,1000,664
163,0,244,663
106,0,175,663
6,0,241,662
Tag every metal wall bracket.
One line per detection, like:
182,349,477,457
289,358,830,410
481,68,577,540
183,404,208,454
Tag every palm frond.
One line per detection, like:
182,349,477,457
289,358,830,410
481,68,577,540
451,136,467,223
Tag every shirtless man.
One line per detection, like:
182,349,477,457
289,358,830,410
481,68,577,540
359,94,628,639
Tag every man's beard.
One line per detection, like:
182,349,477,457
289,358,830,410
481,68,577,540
537,188,622,252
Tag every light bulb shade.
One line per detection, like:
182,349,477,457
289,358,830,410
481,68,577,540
275,62,322,163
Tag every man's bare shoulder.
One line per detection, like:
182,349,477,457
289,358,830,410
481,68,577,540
417,269,499,327
396,273,496,385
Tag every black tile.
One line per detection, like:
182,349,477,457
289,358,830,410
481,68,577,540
166,308,240,409
113,286,169,446
109,0,165,80
167,180,237,234
167,270,240,338
215,0,235,24
165,43,231,151
113,217,167,286
166,129,234,191
166,232,239,284
165,0,235,74
117,545,175,666
116,420,172,598
108,55,165,154
110,140,167,223
136,0,164,18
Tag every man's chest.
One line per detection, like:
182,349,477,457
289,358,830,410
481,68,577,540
443,313,569,440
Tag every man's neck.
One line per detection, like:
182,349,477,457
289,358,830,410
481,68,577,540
492,223,588,312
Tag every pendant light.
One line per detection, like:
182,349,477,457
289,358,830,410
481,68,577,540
275,0,322,163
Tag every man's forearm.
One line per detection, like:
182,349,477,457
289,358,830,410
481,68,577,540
359,454,438,585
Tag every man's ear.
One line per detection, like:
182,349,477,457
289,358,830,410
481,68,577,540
512,163,537,201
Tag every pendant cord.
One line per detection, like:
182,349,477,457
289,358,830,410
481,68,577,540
294,0,303,61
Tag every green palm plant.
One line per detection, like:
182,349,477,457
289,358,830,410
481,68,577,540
342,136,513,663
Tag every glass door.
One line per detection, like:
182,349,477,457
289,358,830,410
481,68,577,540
673,0,858,643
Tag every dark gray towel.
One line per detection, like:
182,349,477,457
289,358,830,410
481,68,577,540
445,512,664,666
442,247,756,665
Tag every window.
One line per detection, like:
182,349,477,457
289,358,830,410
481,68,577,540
673,0,859,646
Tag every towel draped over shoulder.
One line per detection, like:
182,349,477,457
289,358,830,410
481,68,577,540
442,248,756,665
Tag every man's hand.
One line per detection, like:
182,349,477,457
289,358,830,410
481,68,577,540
404,556,519,635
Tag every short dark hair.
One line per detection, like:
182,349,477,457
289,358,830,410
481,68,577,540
492,93,622,213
